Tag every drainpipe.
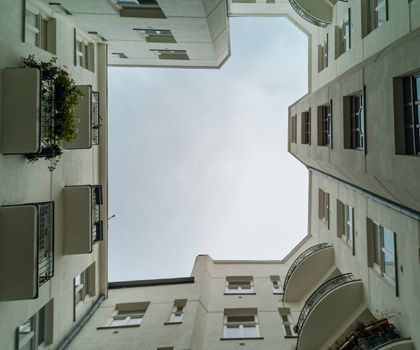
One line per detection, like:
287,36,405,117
55,295,105,350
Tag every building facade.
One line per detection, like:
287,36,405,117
1,0,420,349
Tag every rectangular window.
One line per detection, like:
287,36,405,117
318,35,328,72
398,74,420,155
278,308,297,338
301,110,311,145
74,263,96,320
335,9,351,58
225,277,254,294
24,5,54,52
118,0,166,19
367,220,398,293
167,299,187,323
98,302,150,329
17,301,53,350
270,276,284,294
291,116,297,143
223,309,260,339
366,0,388,35
337,200,355,254
344,92,365,150
318,189,330,228
318,102,332,147
74,31,94,71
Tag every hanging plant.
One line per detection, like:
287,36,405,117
22,55,83,170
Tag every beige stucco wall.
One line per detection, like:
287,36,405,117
0,0,108,349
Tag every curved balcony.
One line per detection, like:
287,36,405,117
335,319,414,350
295,273,364,350
288,0,348,28
283,243,334,302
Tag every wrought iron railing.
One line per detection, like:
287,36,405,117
38,202,54,286
294,273,355,334
283,243,331,292
335,319,405,350
91,185,103,243
92,91,100,145
288,0,329,27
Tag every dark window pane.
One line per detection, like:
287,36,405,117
403,77,412,103
415,76,420,101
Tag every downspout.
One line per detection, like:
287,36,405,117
55,295,105,350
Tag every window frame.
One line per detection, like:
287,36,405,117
225,277,255,295
368,220,398,295
270,276,284,294
222,313,261,339
279,308,298,338
98,302,150,329
318,189,330,228
401,74,420,155
291,115,297,144
301,110,311,145
366,0,388,34
24,4,54,52
344,91,366,150
318,102,332,147
166,299,187,324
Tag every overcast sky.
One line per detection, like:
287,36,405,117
108,17,309,281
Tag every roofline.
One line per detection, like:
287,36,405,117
108,277,194,289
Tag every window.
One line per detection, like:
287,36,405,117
318,34,328,72
98,302,150,329
225,276,254,294
344,92,365,150
17,301,53,350
279,308,297,338
318,189,330,228
166,299,187,324
291,116,297,143
74,263,95,320
74,31,94,71
270,276,284,294
395,74,420,155
301,110,311,145
24,4,55,52
337,200,355,254
118,0,166,19
133,28,176,43
223,309,260,339
367,220,398,292
317,102,332,147
365,0,388,35
336,9,351,58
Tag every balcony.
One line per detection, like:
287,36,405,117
63,185,103,255
288,0,347,27
295,273,364,350
0,202,54,300
64,86,100,149
283,243,334,302
334,319,414,350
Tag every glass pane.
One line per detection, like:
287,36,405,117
384,252,395,280
172,313,183,322
19,320,33,334
40,18,48,50
415,76,420,100
37,308,45,345
285,325,293,337
127,317,142,325
25,30,37,46
26,10,37,27
225,326,241,338
373,225,381,265
74,274,81,287
376,0,387,27
403,77,412,102
111,318,128,327
383,227,394,254
242,325,257,338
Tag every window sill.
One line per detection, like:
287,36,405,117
224,292,256,296
284,335,298,339
97,324,140,330
220,337,264,341
164,322,183,325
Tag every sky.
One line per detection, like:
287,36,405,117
108,16,309,281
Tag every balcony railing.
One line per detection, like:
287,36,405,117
288,0,329,27
283,243,331,292
91,185,103,243
294,273,354,334
334,319,408,350
92,91,100,145
38,202,54,286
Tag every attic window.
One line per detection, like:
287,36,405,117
118,0,166,19
150,49,189,61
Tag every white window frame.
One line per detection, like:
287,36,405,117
225,277,254,294
24,4,51,51
223,314,260,339
167,299,187,323
109,313,144,327
270,276,284,294
279,310,298,338
98,302,150,329
318,189,330,228
344,204,354,244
